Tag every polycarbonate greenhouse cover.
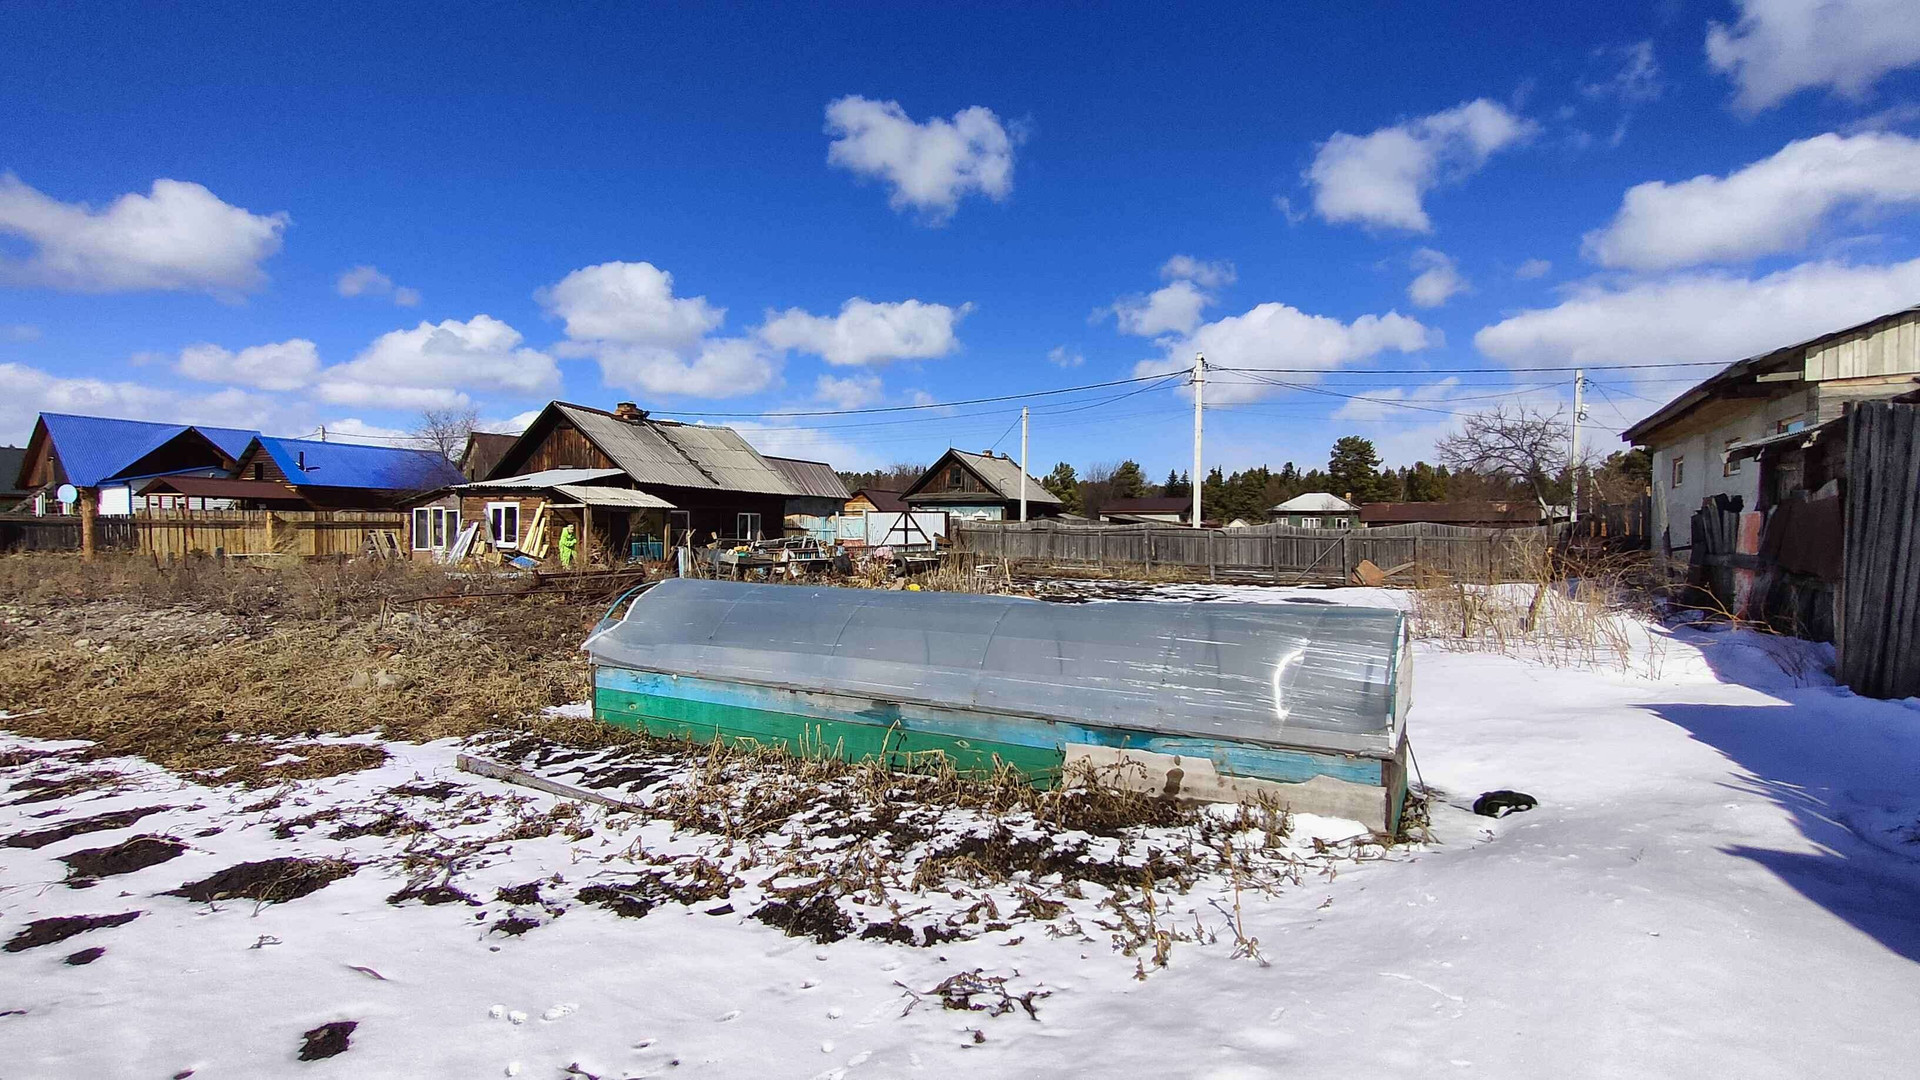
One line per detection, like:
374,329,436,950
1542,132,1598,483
585,579,1409,756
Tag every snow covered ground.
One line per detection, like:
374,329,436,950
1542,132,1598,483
5,583,1920,1077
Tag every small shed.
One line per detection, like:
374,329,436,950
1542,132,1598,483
1098,496,1192,525
765,456,852,519
406,468,676,563
901,448,1061,521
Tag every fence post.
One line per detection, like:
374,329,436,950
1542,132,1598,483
1208,530,1216,582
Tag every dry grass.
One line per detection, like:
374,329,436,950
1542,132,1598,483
0,553,611,782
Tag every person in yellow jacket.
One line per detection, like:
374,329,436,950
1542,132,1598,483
558,523,578,569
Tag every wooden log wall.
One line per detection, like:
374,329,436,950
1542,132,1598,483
950,519,1561,582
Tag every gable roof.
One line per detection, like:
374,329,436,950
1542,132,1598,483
251,436,465,491
765,456,851,500
458,468,625,490
904,448,1061,505
22,413,261,489
460,431,519,480
494,402,807,496
139,475,309,507
1360,501,1544,525
849,488,907,512
1272,492,1359,513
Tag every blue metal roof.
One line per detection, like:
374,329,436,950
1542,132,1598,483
37,413,192,488
255,436,464,491
32,413,266,488
193,425,260,460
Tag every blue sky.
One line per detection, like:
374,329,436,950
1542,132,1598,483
3,1,1920,477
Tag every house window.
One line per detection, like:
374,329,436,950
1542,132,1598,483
487,502,520,548
668,510,691,545
1777,416,1807,434
413,507,460,551
1723,438,1742,476
251,463,264,481
948,465,962,487
1672,456,1685,488
1300,517,1320,529
736,512,762,539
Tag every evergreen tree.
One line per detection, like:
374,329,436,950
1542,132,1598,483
1110,460,1148,500
1041,462,1082,514
1327,436,1388,502
1405,461,1447,501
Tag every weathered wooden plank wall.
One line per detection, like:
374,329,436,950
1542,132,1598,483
135,509,406,559
0,516,137,552
950,519,1561,582
1838,401,1920,697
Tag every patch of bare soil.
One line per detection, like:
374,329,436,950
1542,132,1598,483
752,889,854,944
3,911,141,952
386,883,475,906
6,770,128,805
297,1020,357,1061
64,946,105,965
4,805,172,849
167,858,354,904
61,835,187,880
385,780,465,800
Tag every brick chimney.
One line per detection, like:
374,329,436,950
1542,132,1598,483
613,402,648,422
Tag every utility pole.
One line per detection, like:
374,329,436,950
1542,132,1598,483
1191,353,1205,529
1570,368,1585,524
1019,406,1029,522
319,424,327,443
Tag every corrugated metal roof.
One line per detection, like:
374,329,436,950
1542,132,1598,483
256,436,465,492
551,484,677,509
1271,492,1359,513
139,475,307,505
553,403,805,496
459,468,624,489
948,450,1061,504
36,414,191,488
849,488,907,511
765,456,850,500
194,425,261,460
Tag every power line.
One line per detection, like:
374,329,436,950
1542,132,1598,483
661,369,1192,419
1211,359,1729,375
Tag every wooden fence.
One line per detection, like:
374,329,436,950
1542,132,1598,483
0,515,136,553
1839,401,1920,697
135,509,406,559
951,519,1565,582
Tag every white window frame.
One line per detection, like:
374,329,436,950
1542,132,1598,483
412,507,431,551
414,507,462,551
736,512,762,540
487,502,520,548
1672,456,1685,488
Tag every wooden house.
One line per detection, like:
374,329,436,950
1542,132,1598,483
458,431,519,482
15,413,258,516
765,456,851,519
1097,496,1193,525
406,467,675,563
233,436,463,510
438,401,810,555
844,488,907,514
901,448,1061,521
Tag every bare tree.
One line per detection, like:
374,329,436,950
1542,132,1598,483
415,407,478,461
1436,405,1571,510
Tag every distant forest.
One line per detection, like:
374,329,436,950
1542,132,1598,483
838,423,1651,522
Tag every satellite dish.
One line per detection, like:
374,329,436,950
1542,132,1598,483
56,483,77,504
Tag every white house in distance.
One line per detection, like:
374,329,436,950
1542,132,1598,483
1268,492,1361,529
1622,306,1920,552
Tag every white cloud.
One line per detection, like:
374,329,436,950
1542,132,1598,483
1160,255,1237,289
0,174,286,295
4,324,39,342
1708,0,1920,112
176,338,321,392
729,419,883,472
1515,258,1553,280
1583,132,1920,271
1408,249,1469,308
0,361,281,443
318,418,414,446
538,261,775,399
316,315,559,409
1581,41,1664,104
1133,302,1437,404
814,373,883,409
1047,345,1085,368
538,261,723,350
824,95,1020,222
590,337,779,399
1305,99,1535,232
1108,280,1212,337
479,409,542,436
1475,257,1920,372
759,298,970,366
335,264,421,307
1329,376,1467,423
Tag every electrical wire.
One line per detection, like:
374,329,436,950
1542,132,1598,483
661,369,1193,418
